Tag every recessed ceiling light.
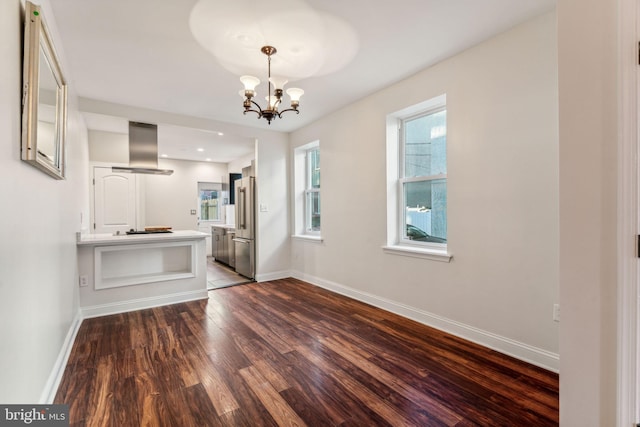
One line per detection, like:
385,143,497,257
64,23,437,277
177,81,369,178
197,148,204,152
205,158,211,162
161,154,168,158
217,132,224,136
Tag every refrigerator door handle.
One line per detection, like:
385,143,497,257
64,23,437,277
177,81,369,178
233,238,249,244
239,187,246,230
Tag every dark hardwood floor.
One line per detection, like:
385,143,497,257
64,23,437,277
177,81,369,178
54,278,559,426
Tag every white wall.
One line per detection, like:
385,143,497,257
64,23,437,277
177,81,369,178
144,158,228,230
557,0,617,424
255,136,291,280
88,129,128,163
290,12,559,368
0,0,89,402
228,152,254,174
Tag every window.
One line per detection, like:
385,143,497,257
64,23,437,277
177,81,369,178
305,147,321,233
400,108,447,245
198,182,222,222
293,141,321,240
384,94,450,261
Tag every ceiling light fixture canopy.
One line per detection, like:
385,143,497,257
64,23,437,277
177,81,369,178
240,46,304,125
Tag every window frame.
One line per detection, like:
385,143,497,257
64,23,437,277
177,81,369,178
383,94,451,262
197,182,223,223
304,146,321,235
292,140,322,241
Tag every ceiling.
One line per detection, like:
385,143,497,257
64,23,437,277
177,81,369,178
48,0,556,163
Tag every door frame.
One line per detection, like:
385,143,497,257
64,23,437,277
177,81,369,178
618,0,639,423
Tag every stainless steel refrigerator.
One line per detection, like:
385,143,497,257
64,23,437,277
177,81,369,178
233,176,255,279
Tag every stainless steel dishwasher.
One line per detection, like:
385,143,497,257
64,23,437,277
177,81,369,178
227,229,236,268
212,226,228,264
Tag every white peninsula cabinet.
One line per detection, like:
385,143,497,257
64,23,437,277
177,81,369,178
76,230,209,317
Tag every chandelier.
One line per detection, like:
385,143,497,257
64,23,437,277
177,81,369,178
240,46,304,125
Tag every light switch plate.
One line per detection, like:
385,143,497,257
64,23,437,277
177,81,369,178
79,275,88,287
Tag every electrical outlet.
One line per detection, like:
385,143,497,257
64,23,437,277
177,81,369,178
553,304,560,322
79,275,89,287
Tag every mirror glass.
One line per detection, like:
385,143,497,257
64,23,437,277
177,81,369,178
37,46,58,164
21,1,67,179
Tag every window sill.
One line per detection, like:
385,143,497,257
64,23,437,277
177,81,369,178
382,245,452,263
291,234,324,244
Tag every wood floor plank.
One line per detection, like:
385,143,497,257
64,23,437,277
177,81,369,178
239,365,307,427
57,365,94,425
110,376,140,427
182,383,225,427
54,278,559,426
282,349,393,426
85,354,116,427
206,341,280,425
134,371,179,427
233,307,293,354
181,335,240,416
229,331,292,392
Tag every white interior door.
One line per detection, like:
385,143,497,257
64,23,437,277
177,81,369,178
93,167,137,234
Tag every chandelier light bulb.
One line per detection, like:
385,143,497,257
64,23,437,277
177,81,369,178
286,87,304,103
269,76,288,91
265,95,279,110
240,75,260,93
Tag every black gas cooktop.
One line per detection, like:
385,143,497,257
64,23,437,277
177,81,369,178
125,229,173,235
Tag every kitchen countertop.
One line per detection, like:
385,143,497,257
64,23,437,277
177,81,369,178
77,230,209,246
211,224,236,230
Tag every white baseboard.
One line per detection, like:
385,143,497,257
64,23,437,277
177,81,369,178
81,289,209,319
40,309,83,404
291,270,559,373
255,270,292,282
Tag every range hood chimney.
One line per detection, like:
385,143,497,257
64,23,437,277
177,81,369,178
112,122,174,175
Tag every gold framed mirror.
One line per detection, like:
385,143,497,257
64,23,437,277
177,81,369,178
21,1,67,180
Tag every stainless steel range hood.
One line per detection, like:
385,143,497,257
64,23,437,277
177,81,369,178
112,122,174,175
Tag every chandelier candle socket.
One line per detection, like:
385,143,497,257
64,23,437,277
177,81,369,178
240,46,304,124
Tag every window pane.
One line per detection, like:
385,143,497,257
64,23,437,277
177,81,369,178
199,190,219,221
403,179,447,242
309,148,320,189
306,191,321,231
404,110,446,178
